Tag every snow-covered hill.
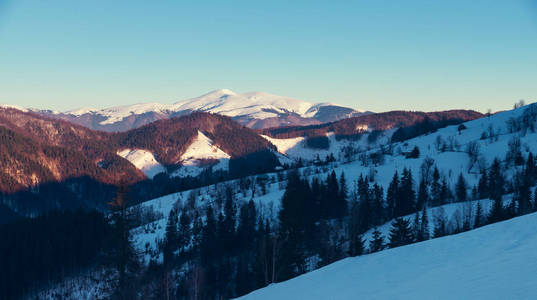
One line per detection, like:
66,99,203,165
116,149,166,179
128,102,537,264
238,212,537,300
262,129,394,162
172,131,231,177
20,89,368,131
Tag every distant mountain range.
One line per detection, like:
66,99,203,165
0,97,483,219
15,89,371,131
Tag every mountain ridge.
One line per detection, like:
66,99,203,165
6,89,370,131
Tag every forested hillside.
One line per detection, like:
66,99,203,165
26,102,537,299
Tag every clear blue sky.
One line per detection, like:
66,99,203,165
0,0,536,112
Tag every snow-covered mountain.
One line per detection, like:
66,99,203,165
27,89,369,131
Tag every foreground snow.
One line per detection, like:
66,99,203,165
239,212,537,300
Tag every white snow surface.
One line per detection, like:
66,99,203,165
239,212,537,300
61,89,362,125
170,131,231,177
117,149,166,179
180,131,230,164
263,130,393,162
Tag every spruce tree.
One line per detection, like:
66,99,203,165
474,201,483,228
416,178,429,210
412,211,421,241
338,172,349,217
455,173,467,202
358,174,371,231
440,178,449,204
109,185,139,299
348,198,361,257
488,158,504,202
348,232,365,257
488,158,505,222
369,228,385,253
517,165,533,214
163,208,178,267
396,168,415,217
222,187,237,254
433,208,447,238
277,171,309,280
431,167,441,205
386,171,399,219
526,152,536,184
178,209,192,252
419,206,430,241
371,183,385,225
388,218,414,248
477,169,488,199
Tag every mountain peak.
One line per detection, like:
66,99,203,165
203,88,237,98
21,90,368,131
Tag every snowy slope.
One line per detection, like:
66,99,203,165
262,130,394,162
117,149,166,179
171,131,231,177
239,212,537,300
180,131,230,163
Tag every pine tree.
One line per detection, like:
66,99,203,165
109,185,139,299
369,228,385,253
526,152,536,184
488,158,505,201
455,173,467,202
371,183,384,225
310,177,322,221
348,231,365,257
338,172,349,217
388,218,414,248
471,185,478,201
386,171,399,219
357,174,371,231
517,164,533,215
192,211,203,248
348,198,362,257
431,167,441,205
477,169,488,199
474,201,483,228
440,178,449,204
416,178,429,210
419,206,430,241
433,208,447,238
412,211,421,241
277,171,310,281
178,209,192,252
201,206,217,264
222,186,237,254
488,159,505,223
163,208,178,267
396,168,415,217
